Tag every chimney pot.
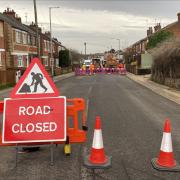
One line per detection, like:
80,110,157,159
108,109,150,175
177,13,180,22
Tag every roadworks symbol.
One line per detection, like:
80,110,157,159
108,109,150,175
17,63,54,94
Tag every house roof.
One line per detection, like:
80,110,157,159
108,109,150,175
161,21,177,31
126,20,179,50
0,12,36,35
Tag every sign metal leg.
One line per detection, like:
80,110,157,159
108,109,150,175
50,142,54,166
92,169,96,180
15,144,18,167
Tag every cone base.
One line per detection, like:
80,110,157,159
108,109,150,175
151,158,180,172
84,155,112,169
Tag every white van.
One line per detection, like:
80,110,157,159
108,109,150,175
83,59,92,68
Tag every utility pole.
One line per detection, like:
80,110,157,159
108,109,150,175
117,39,120,60
49,6,59,77
84,42,86,58
33,0,40,58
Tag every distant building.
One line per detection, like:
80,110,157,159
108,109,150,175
124,13,180,75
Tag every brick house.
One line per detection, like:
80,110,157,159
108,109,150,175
0,20,5,69
0,8,37,85
0,8,66,86
125,13,180,75
29,23,63,76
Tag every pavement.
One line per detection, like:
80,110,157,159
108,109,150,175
0,74,180,180
0,72,75,99
127,73,180,105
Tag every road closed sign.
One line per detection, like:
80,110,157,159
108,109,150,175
2,97,66,143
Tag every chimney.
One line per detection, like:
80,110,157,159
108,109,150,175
3,8,16,18
29,22,36,30
29,22,42,33
154,23,161,32
177,13,180,22
45,31,51,37
15,15,21,23
147,27,153,36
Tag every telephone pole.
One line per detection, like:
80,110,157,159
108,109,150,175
49,6,59,77
84,42,86,58
33,0,40,58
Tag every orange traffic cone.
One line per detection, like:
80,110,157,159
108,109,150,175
84,116,111,168
151,119,180,171
89,116,107,164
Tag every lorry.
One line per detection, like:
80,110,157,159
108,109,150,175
104,52,118,68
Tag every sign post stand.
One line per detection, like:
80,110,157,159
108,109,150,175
50,142,54,166
15,144,18,167
2,58,66,166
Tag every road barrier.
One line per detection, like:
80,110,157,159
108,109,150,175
0,99,87,145
151,119,180,171
0,58,89,167
0,98,88,165
75,67,126,76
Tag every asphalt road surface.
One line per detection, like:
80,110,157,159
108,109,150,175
0,74,180,180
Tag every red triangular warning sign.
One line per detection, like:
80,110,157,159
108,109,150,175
10,58,60,98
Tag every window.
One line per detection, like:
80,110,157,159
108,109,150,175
0,52,2,66
44,58,48,66
27,34,31,45
16,31,21,43
56,58,59,67
32,36,36,46
0,22,3,37
17,55,23,67
44,40,46,50
52,43,55,52
22,33,27,44
47,41,50,51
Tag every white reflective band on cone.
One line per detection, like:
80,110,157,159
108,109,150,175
92,129,104,149
160,132,173,152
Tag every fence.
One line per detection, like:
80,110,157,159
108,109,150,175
0,70,15,86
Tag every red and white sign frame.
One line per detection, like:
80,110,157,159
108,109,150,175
10,58,60,98
2,96,66,144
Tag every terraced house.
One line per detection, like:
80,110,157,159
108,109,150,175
0,8,66,86
0,8,37,85
124,13,180,75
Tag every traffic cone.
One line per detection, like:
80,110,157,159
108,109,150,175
89,116,107,164
151,119,180,171
84,116,111,168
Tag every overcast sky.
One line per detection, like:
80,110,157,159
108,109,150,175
0,0,180,53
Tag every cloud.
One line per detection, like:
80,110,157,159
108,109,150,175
0,0,179,53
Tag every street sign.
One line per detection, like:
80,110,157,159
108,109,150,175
10,58,60,98
2,97,66,143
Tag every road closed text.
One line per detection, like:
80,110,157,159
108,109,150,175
12,105,57,134
3,97,66,143
12,122,57,133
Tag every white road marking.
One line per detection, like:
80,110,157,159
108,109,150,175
80,86,92,179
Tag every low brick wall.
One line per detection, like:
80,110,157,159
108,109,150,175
126,64,151,75
0,70,16,85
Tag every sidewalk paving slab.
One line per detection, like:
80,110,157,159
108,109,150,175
127,73,180,105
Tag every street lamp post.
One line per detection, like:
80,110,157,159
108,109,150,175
84,42,86,58
33,0,40,58
116,39,121,60
49,6,59,77
111,38,121,60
